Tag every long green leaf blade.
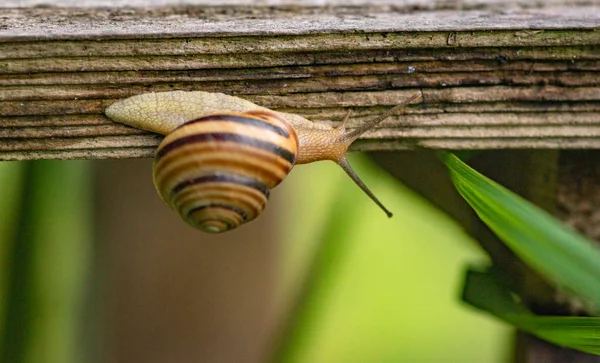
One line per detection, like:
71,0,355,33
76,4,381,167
464,269,600,355
0,160,93,363
441,152,600,310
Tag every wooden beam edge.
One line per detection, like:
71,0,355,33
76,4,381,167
2,6,599,42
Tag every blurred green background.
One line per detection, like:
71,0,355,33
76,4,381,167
0,155,509,363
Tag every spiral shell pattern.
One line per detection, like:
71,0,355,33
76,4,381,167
153,110,299,233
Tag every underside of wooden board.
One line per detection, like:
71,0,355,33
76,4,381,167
0,0,599,160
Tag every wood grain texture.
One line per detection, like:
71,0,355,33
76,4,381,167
1,1,599,160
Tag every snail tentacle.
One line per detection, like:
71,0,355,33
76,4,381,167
336,156,393,218
294,92,421,217
341,91,422,142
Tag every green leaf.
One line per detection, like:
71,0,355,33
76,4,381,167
441,152,600,311
464,268,600,355
0,160,93,363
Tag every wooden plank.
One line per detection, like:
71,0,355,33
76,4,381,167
0,1,599,160
1,5,598,41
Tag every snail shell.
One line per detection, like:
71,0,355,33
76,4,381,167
153,110,298,233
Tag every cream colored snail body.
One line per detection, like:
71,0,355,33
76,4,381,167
105,91,420,233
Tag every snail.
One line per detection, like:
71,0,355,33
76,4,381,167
105,91,421,233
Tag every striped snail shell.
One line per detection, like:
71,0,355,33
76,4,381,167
154,111,298,233
105,91,420,233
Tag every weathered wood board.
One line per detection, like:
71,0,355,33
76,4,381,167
1,1,599,160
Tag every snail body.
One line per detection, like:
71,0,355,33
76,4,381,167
105,91,318,135
105,91,420,233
